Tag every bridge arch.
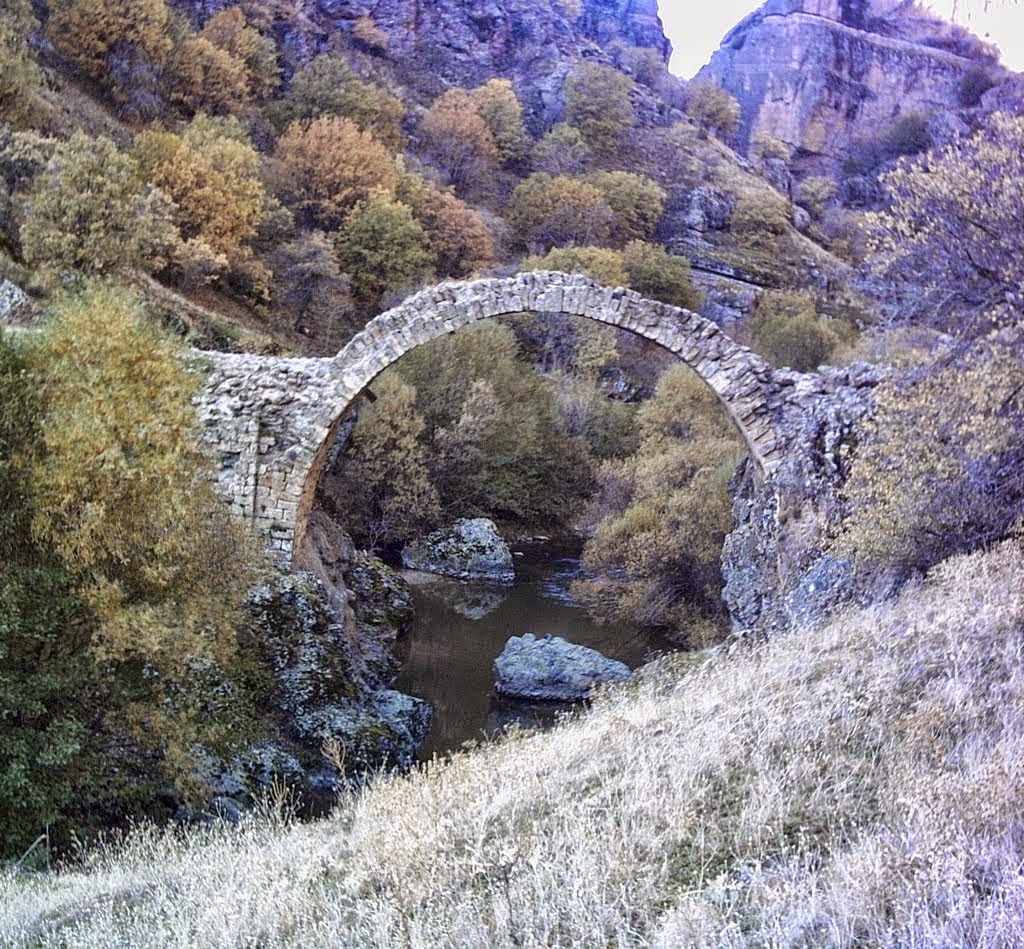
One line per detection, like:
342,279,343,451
197,271,790,562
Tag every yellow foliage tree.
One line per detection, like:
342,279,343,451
472,79,528,163
47,0,172,83
273,116,398,229
135,115,271,292
418,88,499,194
575,365,744,641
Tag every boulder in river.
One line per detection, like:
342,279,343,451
401,517,514,583
494,633,631,702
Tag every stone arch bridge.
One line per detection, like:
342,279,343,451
196,271,810,562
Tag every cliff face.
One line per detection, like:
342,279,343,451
698,0,1003,164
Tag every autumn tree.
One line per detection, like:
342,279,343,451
335,190,434,310
686,82,742,139
574,365,744,642
199,7,278,100
168,33,250,116
397,322,593,526
749,290,850,371
20,131,178,277
267,231,358,350
508,173,614,250
396,171,494,278
836,335,1024,571
270,55,406,149
47,0,172,102
273,116,398,229
417,87,499,194
866,111,1024,333
519,245,625,377
531,122,591,175
795,175,837,219
621,241,701,311
23,286,262,822
135,115,271,291
586,170,667,244
0,1,46,128
0,330,93,857
472,79,528,163
564,62,635,157
331,374,440,550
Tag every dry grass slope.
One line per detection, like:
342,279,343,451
3,541,1024,947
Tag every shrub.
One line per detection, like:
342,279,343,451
730,191,791,247
750,292,844,371
795,175,837,219
508,173,614,250
621,241,701,311
686,82,741,139
574,365,744,638
564,62,635,157
958,66,996,106
751,131,791,161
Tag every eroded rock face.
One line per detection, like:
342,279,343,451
0,278,30,324
402,517,515,583
174,0,670,130
721,361,886,635
494,633,631,701
699,0,1004,166
240,572,430,781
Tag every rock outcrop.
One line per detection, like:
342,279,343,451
494,633,631,701
402,517,515,584
721,360,887,635
240,572,430,785
175,0,671,130
699,0,1006,167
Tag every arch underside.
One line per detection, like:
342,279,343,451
196,272,791,563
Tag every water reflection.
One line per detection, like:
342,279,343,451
392,539,677,760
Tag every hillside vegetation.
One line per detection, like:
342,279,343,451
3,539,1023,946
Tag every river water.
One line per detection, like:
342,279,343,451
391,538,678,760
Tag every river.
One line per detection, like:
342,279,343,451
391,538,678,760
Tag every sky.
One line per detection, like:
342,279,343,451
661,2,1024,78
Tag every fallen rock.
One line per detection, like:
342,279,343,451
494,633,631,701
402,518,514,583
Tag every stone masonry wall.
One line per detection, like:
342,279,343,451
194,272,812,563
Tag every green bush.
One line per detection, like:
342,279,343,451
749,291,851,371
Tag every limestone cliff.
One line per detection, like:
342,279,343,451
698,0,1006,166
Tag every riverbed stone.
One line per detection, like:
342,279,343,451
494,633,631,701
401,518,515,583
